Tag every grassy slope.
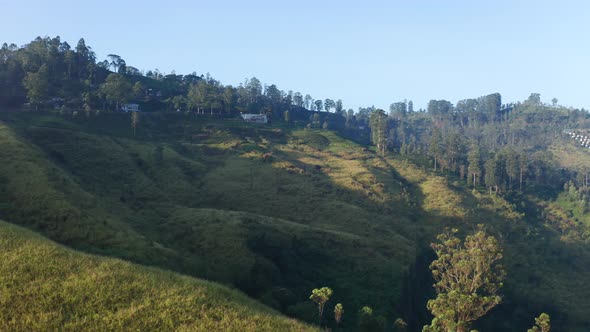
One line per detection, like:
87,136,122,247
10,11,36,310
1,111,590,330
0,112,415,325
0,220,315,331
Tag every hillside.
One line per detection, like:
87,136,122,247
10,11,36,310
0,111,417,328
1,111,590,330
0,220,315,331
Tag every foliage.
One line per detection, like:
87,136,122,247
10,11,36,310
424,227,505,332
527,313,551,332
393,318,408,332
358,306,385,332
309,287,332,323
334,303,344,325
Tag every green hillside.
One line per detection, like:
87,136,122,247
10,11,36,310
1,111,590,330
0,220,315,331
0,111,417,327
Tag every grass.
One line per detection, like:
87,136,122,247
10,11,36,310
0,220,316,331
0,112,416,327
1,111,590,330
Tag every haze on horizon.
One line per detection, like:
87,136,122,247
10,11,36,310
3,0,589,111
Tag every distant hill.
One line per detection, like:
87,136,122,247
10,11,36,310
0,219,315,331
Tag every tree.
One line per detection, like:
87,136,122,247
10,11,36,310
505,147,519,190
304,94,312,109
171,95,186,111
484,157,499,194
334,303,344,325
370,109,388,155
309,287,332,325
107,54,125,73
223,86,236,113
428,127,443,171
132,81,144,100
390,101,407,120
314,99,323,112
423,227,505,332
467,145,481,187
264,84,281,105
99,73,132,110
527,313,550,332
324,98,335,112
23,64,49,110
293,92,303,107
245,77,262,105
358,306,385,332
394,318,408,332
444,131,465,173
131,111,139,137
526,93,541,106
408,100,414,113
519,153,528,191
335,99,343,114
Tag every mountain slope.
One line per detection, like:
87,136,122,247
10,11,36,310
1,111,590,330
0,220,315,331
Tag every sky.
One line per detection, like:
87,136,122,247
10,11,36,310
2,0,590,111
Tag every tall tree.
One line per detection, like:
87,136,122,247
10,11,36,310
23,63,49,110
107,54,125,73
223,86,236,113
309,287,333,326
519,153,528,191
131,111,139,136
444,131,465,173
314,99,323,112
324,98,335,112
304,94,312,109
370,109,388,155
335,99,343,114
99,73,132,110
428,127,444,171
423,227,505,332
484,156,500,194
293,92,303,107
505,147,519,190
390,101,407,120
467,144,481,187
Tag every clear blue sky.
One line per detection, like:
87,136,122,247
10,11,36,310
3,0,589,111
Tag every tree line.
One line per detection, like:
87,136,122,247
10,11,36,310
367,94,590,196
0,36,356,127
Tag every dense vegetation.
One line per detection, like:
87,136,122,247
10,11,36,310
2,36,590,331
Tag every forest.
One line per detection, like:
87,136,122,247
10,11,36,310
2,36,590,331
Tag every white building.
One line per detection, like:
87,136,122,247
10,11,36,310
121,104,140,112
240,113,268,123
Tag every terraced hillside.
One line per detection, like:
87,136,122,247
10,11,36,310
1,111,590,331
